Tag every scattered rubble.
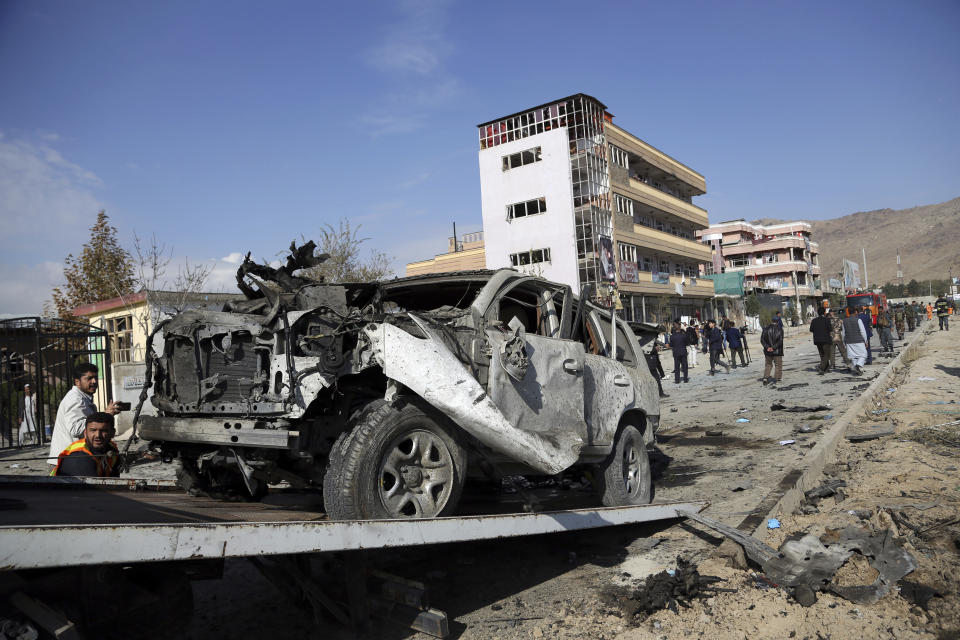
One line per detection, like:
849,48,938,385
607,557,728,623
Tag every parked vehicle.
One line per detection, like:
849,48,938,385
845,292,887,326
139,242,661,520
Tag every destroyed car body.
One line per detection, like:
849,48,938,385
139,242,661,520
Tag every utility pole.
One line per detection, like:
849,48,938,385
452,222,458,252
862,248,869,291
896,248,902,288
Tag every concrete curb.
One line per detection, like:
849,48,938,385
743,326,933,539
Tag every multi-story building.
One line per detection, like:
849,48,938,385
405,231,486,277
697,220,822,307
477,94,715,323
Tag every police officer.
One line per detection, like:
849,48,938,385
935,294,950,331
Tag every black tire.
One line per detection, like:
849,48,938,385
596,424,651,507
323,398,467,520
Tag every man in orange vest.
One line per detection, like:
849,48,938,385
52,412,120,477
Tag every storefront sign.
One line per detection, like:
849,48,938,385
122,375,146,390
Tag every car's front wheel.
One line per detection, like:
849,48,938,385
595,424,651,506
323,398,467,520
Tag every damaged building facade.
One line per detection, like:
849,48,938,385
696,220,823,311
477,94,715,324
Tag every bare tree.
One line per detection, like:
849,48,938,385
132,233,213,336
302,219,393,283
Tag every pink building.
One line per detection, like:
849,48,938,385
697,220,822,304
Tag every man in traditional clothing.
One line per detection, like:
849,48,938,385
18,383,38,446
894,304,906,339
842,312,869,375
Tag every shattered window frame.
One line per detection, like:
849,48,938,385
609,143,629,168
509,247,552,267
506,197,547,221
502,146,543,171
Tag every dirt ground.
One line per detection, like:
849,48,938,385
2,319,955,639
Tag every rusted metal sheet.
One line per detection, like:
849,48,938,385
0,501,705,570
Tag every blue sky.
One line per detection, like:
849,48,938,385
1,0,958,315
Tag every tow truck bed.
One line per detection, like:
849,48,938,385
0,475,704,571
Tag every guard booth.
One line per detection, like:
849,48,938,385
0,317,111,450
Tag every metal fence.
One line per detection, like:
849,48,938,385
0,317,111,450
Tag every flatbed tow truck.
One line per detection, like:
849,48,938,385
0,474,704,639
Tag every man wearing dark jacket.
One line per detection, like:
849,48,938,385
724,323,747,368
760,319,784,385
705,320,730,376
669,323,689,384
857,306,874,365
809,307,833,374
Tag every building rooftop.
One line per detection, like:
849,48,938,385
476,93,607,128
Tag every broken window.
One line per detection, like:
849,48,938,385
614,194,634,217
618,242,637,263
502,146,542,171
609,144,628,168
106,315,134,363
730,255,750,267
640,256,653,272
506,197,547,221
509,247,552,267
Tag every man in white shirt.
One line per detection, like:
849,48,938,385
47,363,121,465
18,383,38,446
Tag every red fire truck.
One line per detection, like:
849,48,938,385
845,292,887,326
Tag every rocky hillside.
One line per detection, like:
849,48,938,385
755,197,960,285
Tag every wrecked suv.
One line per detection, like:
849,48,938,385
139,242,661,519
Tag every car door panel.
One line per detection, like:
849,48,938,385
485,329,588,441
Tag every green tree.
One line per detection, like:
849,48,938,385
744,293,761,318
302,219,393,283
50,210,136,318
906,279,921,296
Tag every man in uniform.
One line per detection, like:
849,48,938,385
877,304,895,353
935,294,950,331
830,308,849,370
894,304,906,339
51,412,120,477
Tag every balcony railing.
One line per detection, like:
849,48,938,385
627,178,709,226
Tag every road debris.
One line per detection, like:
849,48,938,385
804,479,847,504
778,440,796,446
679,510,917,607
770,403,832,412
609,557,729,623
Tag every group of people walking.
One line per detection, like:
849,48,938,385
644,318,750,391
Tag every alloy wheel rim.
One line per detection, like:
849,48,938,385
378,429,454,517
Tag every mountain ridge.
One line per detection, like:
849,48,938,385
749,197,960,285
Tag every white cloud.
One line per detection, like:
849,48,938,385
0,131,104,250
221,252,245,265
360,0,460,136
398,172,432,189
0,261,64,316
364,0,453,75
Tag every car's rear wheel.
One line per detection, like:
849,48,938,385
596,424,651,506
323,398,467,520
